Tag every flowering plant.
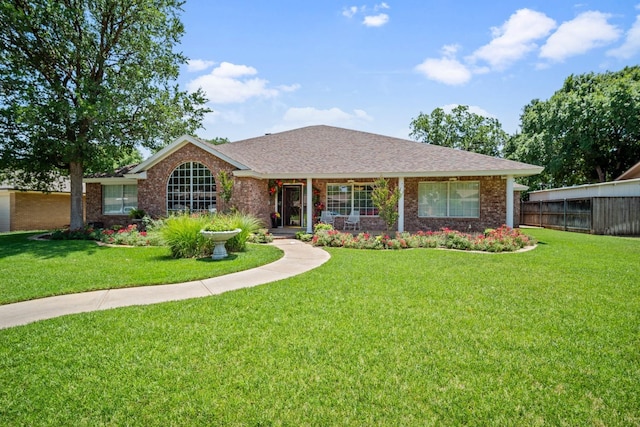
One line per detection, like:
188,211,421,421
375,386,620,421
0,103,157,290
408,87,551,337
271,212,281,219
310,225,535,252
268,179,283,196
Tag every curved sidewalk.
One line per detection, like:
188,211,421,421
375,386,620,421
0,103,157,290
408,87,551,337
0,239,330,330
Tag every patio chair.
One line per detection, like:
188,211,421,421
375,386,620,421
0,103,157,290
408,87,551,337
343,210,360,230
320,210,335,226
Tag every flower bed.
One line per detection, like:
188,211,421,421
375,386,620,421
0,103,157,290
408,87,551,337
311,225,535,253
99,224,160,246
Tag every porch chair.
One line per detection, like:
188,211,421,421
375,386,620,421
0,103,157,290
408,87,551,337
343,210,360,230
320,210,335,226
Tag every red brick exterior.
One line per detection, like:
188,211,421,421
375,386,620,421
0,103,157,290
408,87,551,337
403,176,507,232
86,144,274,228
86,147,515,232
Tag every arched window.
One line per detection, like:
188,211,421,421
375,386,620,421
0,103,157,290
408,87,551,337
167,162,217,213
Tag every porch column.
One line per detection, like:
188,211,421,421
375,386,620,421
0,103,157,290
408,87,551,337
306,177,313,233
398,177,405,232
506,175,514,228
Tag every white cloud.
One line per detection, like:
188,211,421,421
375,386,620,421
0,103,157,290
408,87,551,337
441,43,461,57
342,6,359,18
266,107,373,133
540,11,621,62
277,83,302,92
187,59,215,72
442,104,496,118
415,56,472,86
363,13,389,27
608,15,640,59
343,3,390,26
186,62,299,104
283,107,372,124
211,62,258,78
468,9,556,70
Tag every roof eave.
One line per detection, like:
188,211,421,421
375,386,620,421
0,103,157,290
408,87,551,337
234,167,544,180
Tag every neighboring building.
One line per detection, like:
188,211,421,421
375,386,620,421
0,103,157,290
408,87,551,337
523,160,640,235
0,178,85,233
85,126,543,233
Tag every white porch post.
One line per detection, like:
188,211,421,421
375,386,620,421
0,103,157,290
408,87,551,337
506,175,514,227
306,177,313,233
398,177,405,232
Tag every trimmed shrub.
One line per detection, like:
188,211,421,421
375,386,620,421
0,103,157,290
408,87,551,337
248,229,274,244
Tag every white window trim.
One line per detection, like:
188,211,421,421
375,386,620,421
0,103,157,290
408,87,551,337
166,162,217,213
102,184,138,215
326,182,378,217
418,181,480,218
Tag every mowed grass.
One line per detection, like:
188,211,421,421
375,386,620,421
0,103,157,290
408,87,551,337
0,232,283,304
0,229,639,425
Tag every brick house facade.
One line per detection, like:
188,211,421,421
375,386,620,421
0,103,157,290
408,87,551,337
85,126,540,232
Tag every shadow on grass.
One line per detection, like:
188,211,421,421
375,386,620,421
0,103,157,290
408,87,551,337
196,254,239,263
147,253,240,262
0,232,101,259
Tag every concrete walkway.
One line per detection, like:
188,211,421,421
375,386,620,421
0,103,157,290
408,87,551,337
0,239,330,330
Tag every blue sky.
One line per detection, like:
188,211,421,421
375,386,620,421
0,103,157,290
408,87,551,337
176,1,640,142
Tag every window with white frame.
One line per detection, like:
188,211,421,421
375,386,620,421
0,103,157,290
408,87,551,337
418,181,479,217
326,183,377,216
167,162,217,212
103,184,138,214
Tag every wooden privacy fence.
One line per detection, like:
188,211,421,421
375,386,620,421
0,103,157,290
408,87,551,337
521,197,640,236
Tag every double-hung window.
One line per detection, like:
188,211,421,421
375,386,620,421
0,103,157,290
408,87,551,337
103,184,138,214
326,183,377,216
418,181,479,217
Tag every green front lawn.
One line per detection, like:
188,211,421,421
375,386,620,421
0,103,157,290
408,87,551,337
0,229,638,425
0,232,283,305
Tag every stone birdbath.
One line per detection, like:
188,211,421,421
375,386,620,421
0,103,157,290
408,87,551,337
200,228,241,260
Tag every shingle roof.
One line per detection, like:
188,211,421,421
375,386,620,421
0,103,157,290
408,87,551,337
208,125,542,178
86,164,140,179
616,160,640,181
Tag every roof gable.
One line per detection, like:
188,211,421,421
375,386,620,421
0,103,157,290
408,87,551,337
130,135,248,174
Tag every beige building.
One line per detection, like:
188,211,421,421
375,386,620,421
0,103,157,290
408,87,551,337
0,179,85,233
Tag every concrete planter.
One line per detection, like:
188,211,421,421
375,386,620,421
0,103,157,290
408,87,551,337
200,229,241,260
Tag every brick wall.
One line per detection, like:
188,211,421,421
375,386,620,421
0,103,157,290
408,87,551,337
86,144,274,228
403,176,507,232
85,145,516,233
11,191,85,231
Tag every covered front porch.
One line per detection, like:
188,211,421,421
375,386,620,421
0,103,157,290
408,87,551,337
266,177,395,234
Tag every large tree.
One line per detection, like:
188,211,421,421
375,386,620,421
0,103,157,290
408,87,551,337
505,66,640,189
0,0,209,229
409,105,508,157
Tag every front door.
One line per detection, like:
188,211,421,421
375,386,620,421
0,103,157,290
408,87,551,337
282,185,304,227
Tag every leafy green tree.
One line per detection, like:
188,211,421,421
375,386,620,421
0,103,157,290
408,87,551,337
505,66,640,189
0,0,210,229
410,105,507,157
206,137,230,145
371,177,402,232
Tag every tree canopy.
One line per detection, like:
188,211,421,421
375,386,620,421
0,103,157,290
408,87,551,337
505,66,640,189
409,105,508,157
0,0,209,229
